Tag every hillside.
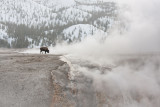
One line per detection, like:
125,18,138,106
0,0,118,48
62,24,106,42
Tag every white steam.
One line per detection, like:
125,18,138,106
52,0,160,107
53,0,160,56
116,0,160,52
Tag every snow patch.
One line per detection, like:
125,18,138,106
63,24,107,41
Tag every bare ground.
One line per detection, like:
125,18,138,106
0,49,65,107
2,49,156,107
0,49,105,107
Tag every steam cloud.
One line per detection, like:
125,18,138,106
53,0,160,56
52,0,160,107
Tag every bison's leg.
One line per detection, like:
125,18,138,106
41,51,44,54
45,51,46,54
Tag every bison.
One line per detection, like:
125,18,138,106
40,47,49,54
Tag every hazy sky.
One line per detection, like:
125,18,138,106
116,0,160,52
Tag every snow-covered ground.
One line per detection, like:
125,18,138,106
77,5,104,12
58,7,92,24
33,0,75,9
76,0,116,4
0,24,15,45
0,25,8,40
0,0,117,48
62,24,106,41
0,0,57,27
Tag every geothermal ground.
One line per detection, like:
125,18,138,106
0,49,160,107
0,49,102,107
0,49,66,107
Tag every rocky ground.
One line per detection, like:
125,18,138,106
0,49,104,107
1,49,159,107
0,49,67,107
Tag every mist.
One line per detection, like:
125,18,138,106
50,0,160,107
116,0,160,53
53,0,160,55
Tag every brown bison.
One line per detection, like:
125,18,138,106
40,47,49,54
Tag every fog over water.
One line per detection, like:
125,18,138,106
23,0,160,106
